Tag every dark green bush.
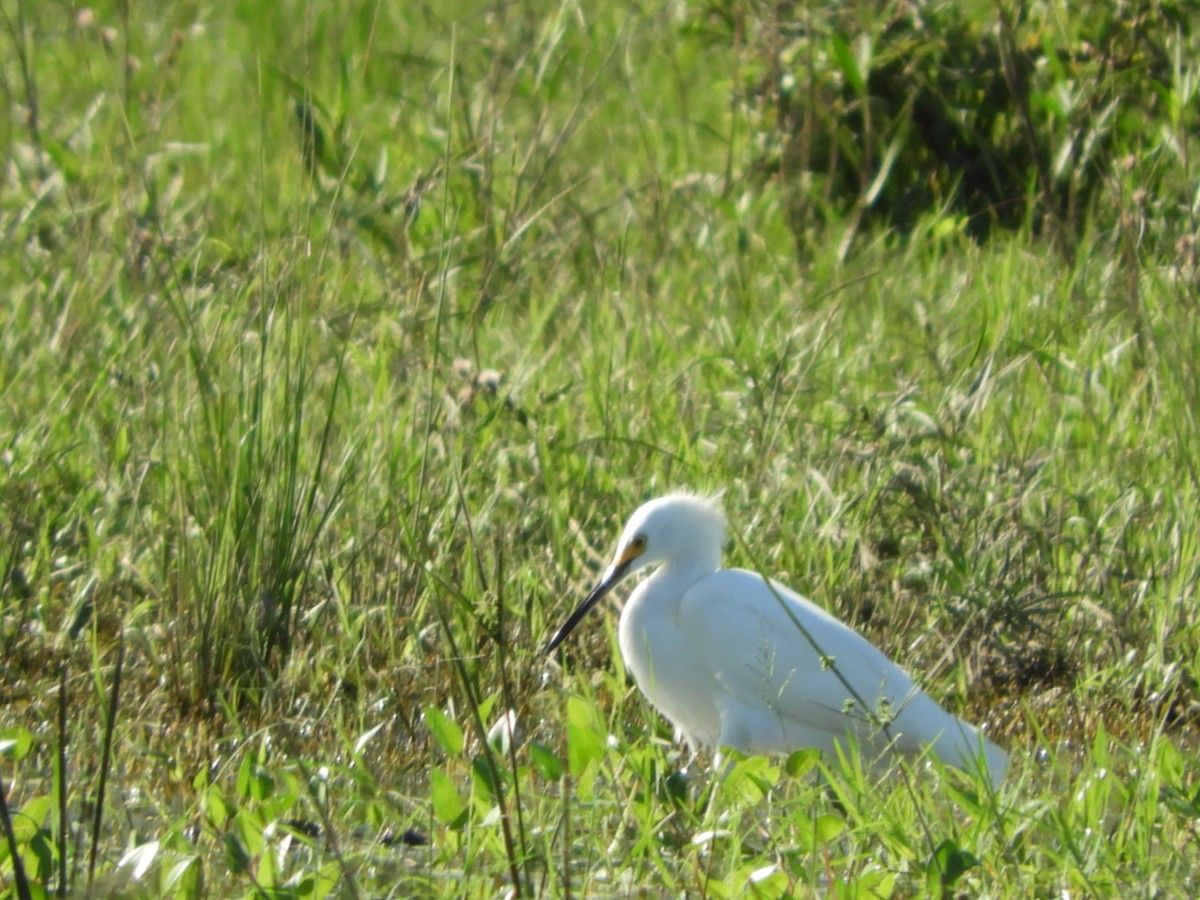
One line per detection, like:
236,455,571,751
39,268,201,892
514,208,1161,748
705,0,1199,255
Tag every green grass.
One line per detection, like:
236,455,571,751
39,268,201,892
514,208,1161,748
2,0,1199,896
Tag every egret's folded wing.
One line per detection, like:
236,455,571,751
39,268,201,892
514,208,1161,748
680,569,921,744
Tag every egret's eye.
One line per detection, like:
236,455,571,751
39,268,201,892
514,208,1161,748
616,534,648,566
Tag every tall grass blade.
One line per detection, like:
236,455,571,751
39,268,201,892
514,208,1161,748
56,661,68,897
87,636,124,892
0,768,34,900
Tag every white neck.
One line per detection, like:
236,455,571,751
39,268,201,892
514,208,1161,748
642,552,720,596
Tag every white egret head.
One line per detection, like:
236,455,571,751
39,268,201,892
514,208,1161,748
544,493,725,653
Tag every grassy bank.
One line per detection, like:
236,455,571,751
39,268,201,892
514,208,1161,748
2,0,1199,896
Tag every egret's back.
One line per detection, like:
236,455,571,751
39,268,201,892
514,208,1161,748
674,569,1008,786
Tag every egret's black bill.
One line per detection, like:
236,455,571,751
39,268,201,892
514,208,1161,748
544,558,634,654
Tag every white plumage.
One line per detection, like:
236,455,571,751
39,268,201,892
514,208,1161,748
546,493,1008,787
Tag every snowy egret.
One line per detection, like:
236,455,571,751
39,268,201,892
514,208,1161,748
545,493,1008,787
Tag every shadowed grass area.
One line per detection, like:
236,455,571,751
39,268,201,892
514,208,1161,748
2,0,1199,896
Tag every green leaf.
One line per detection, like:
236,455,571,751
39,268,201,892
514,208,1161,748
43,137,82,181
13,794,53,841
164,856,202,898
257,832,278,888
565,696,605,777
232,807,265,858
529,741,564,781
784,748,821,778
222,832,252,875
28,830,54,881
926,838,978,894
236,753,274,801
0,726,34,761
471,753,505,800
719,754,776,804
425,707,465,756
791,808,847,853
814,813,846,843
831,34,866,96
845,863,895,898
202,784,229,830
430,769,466,827
475,693,498,724
744,862,788,896
1161,783,1200,819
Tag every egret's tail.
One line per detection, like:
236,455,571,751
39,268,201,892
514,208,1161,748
932,719,1009,789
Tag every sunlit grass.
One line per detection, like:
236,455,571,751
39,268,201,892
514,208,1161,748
2,0,1199,896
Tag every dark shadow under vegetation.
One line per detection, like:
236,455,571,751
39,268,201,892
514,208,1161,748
700,0,1198,258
